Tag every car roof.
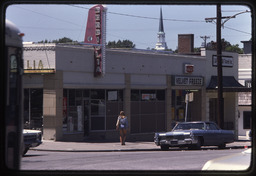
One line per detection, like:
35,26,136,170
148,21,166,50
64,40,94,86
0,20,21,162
177,121,215,124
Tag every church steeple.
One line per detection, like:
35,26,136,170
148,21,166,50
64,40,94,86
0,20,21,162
155,7,167,50
159,7,164,32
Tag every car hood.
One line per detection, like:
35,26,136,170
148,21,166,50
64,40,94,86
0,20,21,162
202,149,251,170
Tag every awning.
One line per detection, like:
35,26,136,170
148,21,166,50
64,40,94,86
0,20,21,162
207,76,251,92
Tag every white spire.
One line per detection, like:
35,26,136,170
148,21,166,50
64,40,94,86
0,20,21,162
155,7,167,51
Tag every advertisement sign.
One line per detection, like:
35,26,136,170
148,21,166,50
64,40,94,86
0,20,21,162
84,5,107,77
172,75,204,86
212,55,233,67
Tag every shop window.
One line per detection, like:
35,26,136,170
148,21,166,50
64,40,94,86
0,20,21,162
91,89,105,99
23,89,43,130
130,89,166,133
243,111,251,129
68,89,76,106
131,90,140,101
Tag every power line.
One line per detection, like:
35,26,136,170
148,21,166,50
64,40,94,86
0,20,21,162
69,5,205,23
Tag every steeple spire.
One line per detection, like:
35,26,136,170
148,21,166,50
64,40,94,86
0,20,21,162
159,7,164,32
155,7,167,50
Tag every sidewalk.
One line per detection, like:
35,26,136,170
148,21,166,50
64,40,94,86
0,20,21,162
31,140,251,152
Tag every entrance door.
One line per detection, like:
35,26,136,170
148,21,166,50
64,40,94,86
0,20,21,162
83,99,90,136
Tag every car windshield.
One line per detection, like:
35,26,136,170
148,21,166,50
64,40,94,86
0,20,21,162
173,123,204,131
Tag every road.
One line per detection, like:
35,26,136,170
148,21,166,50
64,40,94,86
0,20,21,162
21,148,246,170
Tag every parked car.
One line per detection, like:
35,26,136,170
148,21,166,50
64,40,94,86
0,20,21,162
23,129,42,155
154,121,234,150
202,148,251,170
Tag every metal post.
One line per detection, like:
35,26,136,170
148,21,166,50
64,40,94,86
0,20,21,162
217,4,224,129
185,92,189,122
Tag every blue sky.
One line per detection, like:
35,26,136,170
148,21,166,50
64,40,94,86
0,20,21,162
6,4,251,50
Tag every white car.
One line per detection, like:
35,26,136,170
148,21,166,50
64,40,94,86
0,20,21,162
202,149,251,170
23,129,42,155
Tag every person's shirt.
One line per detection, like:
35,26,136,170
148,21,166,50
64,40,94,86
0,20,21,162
116,116,128,129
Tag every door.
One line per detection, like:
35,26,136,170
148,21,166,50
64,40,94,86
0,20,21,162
83,99,90,136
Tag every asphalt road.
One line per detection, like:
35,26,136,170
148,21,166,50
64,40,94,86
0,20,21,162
21,148,247,171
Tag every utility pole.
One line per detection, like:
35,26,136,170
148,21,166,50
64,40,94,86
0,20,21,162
205,7,250,129
200,36,210,48
216,4,224,129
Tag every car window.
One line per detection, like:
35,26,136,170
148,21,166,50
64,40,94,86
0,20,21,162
174,123,204,130
206,123,219,130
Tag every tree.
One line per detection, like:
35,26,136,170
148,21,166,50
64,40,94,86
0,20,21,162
52,37,75,43
207,38,243,54
38,37,77,44
107,40,135,48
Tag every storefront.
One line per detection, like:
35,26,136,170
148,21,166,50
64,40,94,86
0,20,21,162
23,43,243,141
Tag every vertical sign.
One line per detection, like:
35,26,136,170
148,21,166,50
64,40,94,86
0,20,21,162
84,5,107,77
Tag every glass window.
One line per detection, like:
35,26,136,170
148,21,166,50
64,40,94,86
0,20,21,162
91,89,105,99
68,89,75,106
157,90,165,101
131,90,140,101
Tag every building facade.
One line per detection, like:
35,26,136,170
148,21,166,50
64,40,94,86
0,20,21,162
23,43,243,141
238,41,252,138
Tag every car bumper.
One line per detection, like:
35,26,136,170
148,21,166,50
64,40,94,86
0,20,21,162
155,138,197,147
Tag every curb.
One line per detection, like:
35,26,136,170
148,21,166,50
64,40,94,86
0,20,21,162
30,148,160,152
30,145,250,153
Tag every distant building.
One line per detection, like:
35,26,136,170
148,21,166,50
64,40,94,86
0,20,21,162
155,8,168,50
238,40,252,138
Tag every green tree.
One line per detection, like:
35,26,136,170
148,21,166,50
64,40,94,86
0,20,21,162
207,38,243,54
107,40,135,48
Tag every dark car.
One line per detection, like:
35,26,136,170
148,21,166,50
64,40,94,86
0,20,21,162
23,129,42,155
154,121,234,150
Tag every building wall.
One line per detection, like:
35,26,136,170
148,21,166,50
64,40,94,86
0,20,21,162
23,44,241,141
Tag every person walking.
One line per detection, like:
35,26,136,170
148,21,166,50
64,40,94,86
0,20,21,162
116,111,128,145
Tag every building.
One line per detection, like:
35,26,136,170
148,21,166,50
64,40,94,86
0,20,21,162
23,36,244,141
238,40,252,138
155,7,168,50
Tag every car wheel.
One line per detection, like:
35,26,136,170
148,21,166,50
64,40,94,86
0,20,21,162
160,145,169,151
189,137,202,150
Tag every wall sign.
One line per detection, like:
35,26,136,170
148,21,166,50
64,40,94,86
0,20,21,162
84,5,107,77
172,75,204,86
184,64,194,74
212,55,233,67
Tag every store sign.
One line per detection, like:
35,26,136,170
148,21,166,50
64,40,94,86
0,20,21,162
84,5,107,77
212,55,233,67
24,59,55,74
184,64,194,74
172,76,204,86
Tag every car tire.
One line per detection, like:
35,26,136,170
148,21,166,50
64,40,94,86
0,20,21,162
189,137,202,150
160,145,169,151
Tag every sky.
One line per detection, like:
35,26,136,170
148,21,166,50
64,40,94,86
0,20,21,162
6,4,251,50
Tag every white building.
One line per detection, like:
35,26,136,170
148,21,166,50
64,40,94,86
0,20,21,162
238,41,252,138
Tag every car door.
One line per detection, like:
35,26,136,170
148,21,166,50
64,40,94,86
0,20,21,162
204,123,221,145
